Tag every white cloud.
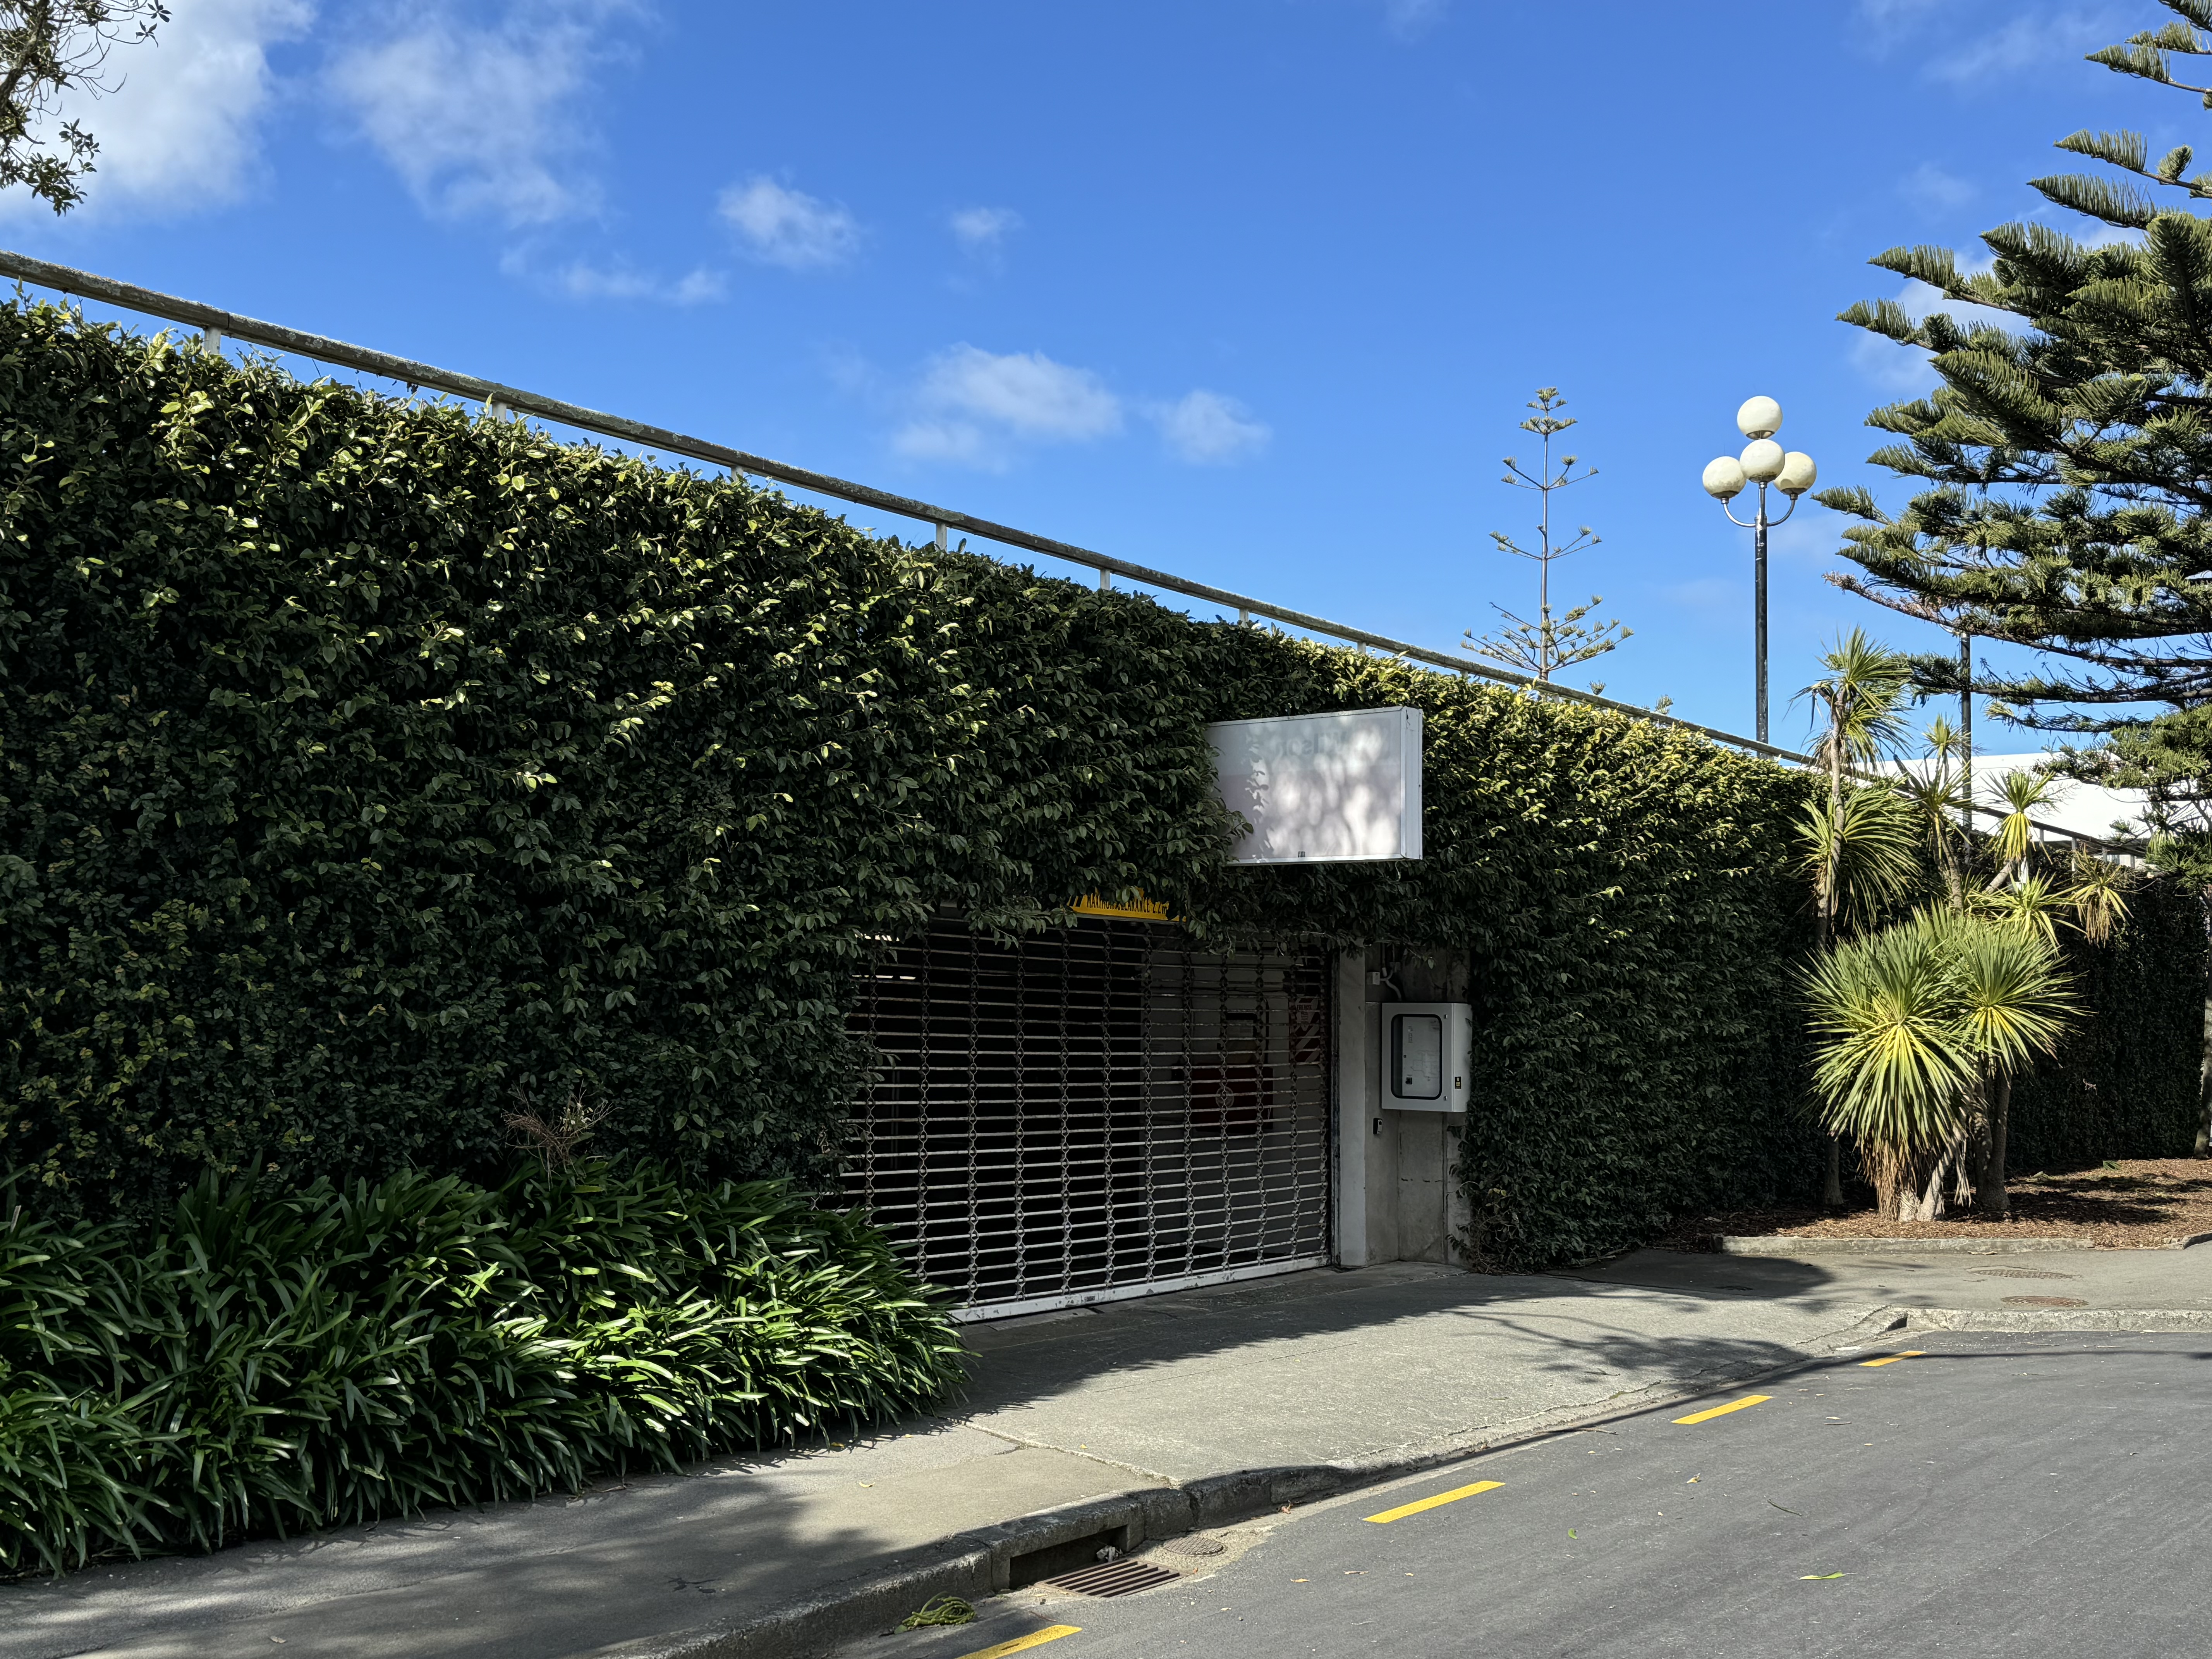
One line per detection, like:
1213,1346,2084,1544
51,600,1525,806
892,344,1122,469
874,347,1268,472
537,257,725,305
0,0,311,222
1928,7,2121,84
889,419,998,469
719,175,862,270
1850,328,1941,396
1902,161,1975,213
949,205,1021,249
1847,259,2010,395
914,345,1121,439
328,1,630,227
1149,389,1271,465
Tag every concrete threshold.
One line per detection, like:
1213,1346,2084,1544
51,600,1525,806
1905,1307,2212,1333
1714,1233,2212,1256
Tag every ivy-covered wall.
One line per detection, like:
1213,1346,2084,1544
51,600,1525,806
2007,878,2205,1175
0,302,2195,1267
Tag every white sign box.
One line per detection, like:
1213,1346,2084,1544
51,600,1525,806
1206,707,1423,864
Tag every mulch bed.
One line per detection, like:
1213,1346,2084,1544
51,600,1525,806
1654,1159,2212,1251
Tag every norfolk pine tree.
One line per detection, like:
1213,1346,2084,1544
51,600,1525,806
1818,0,2212,1156
1464,388,1630,688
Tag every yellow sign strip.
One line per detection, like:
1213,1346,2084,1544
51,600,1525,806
1673,1394,1772,1425
1859,1350,1925,1368
955,1627,1083,1659
1070,893,1171,922
1364,1479,1504,1523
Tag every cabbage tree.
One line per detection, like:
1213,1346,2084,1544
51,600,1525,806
1795,631,1916,1204
1805,909,2076,1220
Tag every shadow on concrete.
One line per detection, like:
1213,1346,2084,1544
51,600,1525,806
946,1253,1888,1489
0,1422,1097,1659
959,1255,1855,1402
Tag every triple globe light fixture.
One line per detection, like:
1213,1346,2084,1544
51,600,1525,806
1699,397,1817,746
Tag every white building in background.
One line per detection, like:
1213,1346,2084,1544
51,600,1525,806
1882,751,2152,845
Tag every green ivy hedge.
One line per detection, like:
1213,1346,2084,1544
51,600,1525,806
0,301,2197,1269
2007,877,2205,1175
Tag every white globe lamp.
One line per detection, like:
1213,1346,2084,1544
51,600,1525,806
1776,451,1818,498
1699,396,1815,747
1740,439,1786,483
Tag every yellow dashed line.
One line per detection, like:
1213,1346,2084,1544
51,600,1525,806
1364,1479,1504,1523
1673,1394,1772,1424
1859,1351,1925,1368
955,1627,1083,1659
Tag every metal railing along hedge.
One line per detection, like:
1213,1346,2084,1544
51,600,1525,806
0,245,2105,854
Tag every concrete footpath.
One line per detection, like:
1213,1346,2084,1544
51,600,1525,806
3,1245,2206,1659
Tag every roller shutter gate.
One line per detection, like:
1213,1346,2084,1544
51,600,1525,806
843,917,1333,1321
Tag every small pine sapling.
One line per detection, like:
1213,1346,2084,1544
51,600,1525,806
1463,387,1630,684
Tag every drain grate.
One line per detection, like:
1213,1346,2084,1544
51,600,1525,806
1158,1535,1226,1559
1044,1559,1183,1597
2002,1294,2088,1307
1972,1268,2078,1280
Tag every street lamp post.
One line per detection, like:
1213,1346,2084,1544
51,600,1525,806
1700,397,1817,745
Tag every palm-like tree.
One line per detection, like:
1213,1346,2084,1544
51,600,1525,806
1970,872,2069,945
1895,715,1972,909
1795,630,1915,1206
1792,640,2129,1221
1956,773,2135,1213
1805,917,1979,1219
1799,631,1915,955
1948,915,2079,1219
2063,848,2135,945
1795,784,1920,938
1985,769,2061,890
1806,909,2076,1221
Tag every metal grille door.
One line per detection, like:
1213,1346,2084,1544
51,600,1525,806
844,919,1332,1320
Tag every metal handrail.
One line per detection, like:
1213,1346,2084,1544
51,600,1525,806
0,247,2114,850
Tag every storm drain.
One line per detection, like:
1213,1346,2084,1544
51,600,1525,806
1158,1535,1227,1559
1972,1267,2079,1280
1044,1559,1183,1597
2002,1294,2089,1307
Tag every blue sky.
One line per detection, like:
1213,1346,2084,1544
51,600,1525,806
2,0,2176,749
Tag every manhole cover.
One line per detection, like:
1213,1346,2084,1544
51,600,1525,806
1972,1268,2078,1280
2001,1295,2088,1307
1044,1559,1183,1597
1157,1535,1227,1558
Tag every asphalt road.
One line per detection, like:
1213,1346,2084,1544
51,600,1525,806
864,1332,2211,1659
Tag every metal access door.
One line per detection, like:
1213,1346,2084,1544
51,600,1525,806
843,919,1332,1321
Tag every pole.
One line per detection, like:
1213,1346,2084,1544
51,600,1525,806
1960,631,1974,831
1754,483,1770,745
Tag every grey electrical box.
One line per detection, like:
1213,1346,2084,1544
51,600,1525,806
1381,1002,1473,1113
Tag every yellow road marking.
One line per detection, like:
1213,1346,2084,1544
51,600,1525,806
1859,1350,1925,1368
955,1628,1082,1659
1673,1394,1771,1424
1364,1479,1504,1523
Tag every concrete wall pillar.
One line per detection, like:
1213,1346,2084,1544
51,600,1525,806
1334,946,1470,1270
1331,948,1393,1266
